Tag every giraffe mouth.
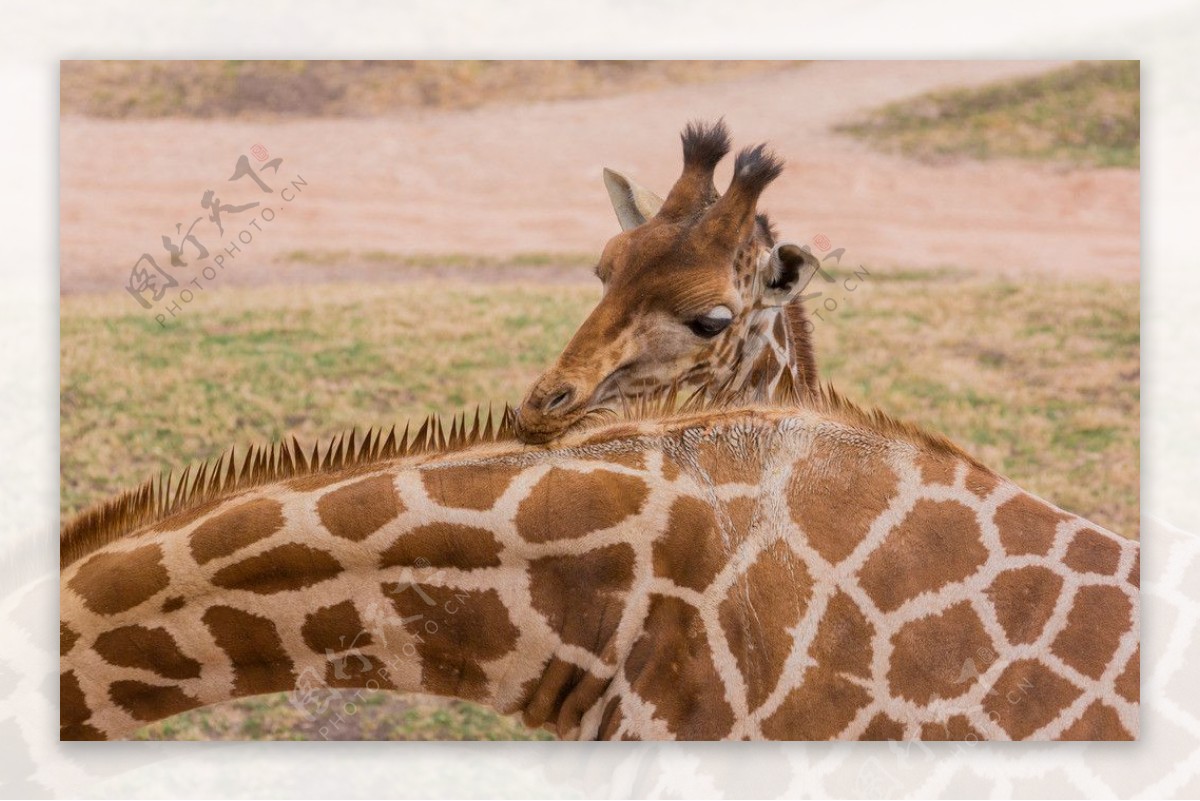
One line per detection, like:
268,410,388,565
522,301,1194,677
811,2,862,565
589,363,635,410
515,364,635,445
514,406,589,445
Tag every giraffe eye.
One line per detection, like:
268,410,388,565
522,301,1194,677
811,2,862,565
687,306,733,338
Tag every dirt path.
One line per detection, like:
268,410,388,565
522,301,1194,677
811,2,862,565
60,60,1138,295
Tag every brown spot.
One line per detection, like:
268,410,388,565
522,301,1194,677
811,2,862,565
746,348,781,389
420,463,523,511
1127,550,1140,588
1050,585,1132,680
661,454,682,482
379,523,502,571
860,499,987,612
810,591,873,679
915,452,956,487
995,494,1067,557
788,439,899,564
109,679,200,722
519,656,610,735
772,313,787,345
521,656,580,729
653,495,726,592
202,605,296,696
921,715,984,741
529,544,635,657
161,596,185,613
888,601,992,705
860,713,905,741
301,600,371,655
189,498,285,564
760,587,875,739
727,496,757,533
60,670,104,740
68,544,169,615
985,566,1063,645
965,466,999,499
386,584,519,701
1115,647,1139,704
324,655,397,690
1063,528,1122,576
598,695,624,739
60,623,79,656
211,543,343,594
624,594,735,739
982,659,1081,740
719,545,813,711
94,624,201,680
317,475,403,542
761,665,870,740
695,437,762,485
1060,700,1132,740
515,467,648,543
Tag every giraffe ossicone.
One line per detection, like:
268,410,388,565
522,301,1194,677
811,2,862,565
60,392,1139,741
515,119,822,445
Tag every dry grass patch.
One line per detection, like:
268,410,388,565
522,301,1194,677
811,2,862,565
61,60,800,119
838,61,1139,168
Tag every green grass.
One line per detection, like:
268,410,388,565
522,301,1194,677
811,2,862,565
61,265,1138,739
838,61,1139,168
60,282,600,518
133,694,553,741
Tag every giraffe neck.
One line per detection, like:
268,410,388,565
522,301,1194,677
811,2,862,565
718,240,816,400
60,444,647,740
61,405,1138,740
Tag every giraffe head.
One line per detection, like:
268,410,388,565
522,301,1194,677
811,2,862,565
515,120,822,444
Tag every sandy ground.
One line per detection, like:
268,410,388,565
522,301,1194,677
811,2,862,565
59,60,1139,294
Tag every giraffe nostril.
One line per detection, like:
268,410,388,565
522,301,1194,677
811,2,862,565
544,387,575,414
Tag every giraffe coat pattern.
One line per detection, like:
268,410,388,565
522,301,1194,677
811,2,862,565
60,404,1139,741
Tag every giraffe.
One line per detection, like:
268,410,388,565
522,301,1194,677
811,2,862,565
515,119,823,444
61,396,1138,741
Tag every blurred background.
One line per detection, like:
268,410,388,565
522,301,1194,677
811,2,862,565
59,59,1139,740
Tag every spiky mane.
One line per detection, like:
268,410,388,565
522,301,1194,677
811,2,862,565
60,405,521,569
60,383,982,569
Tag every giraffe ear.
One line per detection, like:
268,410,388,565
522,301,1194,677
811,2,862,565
761,242,820,306
603,168,664,231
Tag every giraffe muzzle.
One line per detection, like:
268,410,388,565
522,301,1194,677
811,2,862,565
516,359,638,444
515,379,590,444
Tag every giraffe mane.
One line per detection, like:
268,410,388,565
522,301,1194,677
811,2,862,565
59,379,982,569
